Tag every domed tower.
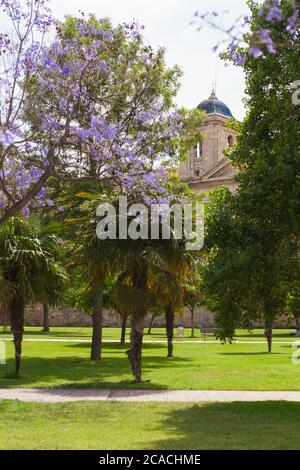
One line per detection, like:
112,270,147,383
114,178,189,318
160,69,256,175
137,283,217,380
179,90,239,194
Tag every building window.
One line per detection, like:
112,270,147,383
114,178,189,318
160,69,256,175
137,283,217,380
227,135,234,148
194,142,203,159
194,170,200,177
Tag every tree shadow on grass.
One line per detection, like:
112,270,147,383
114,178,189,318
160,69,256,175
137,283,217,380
65,341,164,351
237,331,294,339
0,329,93,339
0,352,192,390
148,401,300,450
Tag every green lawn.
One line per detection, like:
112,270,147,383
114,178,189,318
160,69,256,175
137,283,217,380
0,338,298,390
0,326,297,342
0,400,299,449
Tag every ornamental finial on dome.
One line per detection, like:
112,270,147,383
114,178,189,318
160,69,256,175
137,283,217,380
209,88,217,100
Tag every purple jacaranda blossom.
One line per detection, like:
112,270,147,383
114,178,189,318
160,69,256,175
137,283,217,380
228,42,247,65
37,187,47,199
287,10,299,34
264,1,284,23
62,66,71,76
97,60,110,73
22,207,30,218
259,28,277,53
75,21,109,38
0,0,53,32
29,167,43,179
0,129,16,146
45,199,55,207
249,48,264,58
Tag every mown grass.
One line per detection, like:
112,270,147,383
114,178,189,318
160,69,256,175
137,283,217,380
0,400,299,450
0,338,298,390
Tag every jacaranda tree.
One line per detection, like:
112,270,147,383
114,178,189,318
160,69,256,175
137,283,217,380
0,1,202,223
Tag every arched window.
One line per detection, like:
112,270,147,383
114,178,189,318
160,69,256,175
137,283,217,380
227,135,234,148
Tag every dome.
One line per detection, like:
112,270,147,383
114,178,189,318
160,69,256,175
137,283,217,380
198,90,234,118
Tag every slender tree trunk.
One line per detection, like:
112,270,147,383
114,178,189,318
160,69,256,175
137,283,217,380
126,270,147,383
126,314,145,383
120,315,127,345
10,294,25,375
42,303,50,332
147,313,157,334
265,318,273,353
90,284,103,361
190,307,195,338
165,304,174,358
294,314,300,332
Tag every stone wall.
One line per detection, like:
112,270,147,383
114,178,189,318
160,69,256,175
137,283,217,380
24,304,215,329
23,303,297,330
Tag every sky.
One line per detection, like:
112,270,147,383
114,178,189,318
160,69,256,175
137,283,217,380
49,0,248,120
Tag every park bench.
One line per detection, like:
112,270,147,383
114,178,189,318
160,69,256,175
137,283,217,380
200,326,217,340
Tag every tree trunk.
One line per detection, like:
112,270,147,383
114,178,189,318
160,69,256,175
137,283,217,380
147,313,157,334
190,307,195,338
165,304,174,358
126,314,145,383
265,319,273,353
295,315,300,332
10,294,25,375
42,303,50,332
120,315,127,345
90,284,103,361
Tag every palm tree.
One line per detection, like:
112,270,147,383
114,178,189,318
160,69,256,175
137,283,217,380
74,190,199,381
112,238,194,380
0,218,67,375
0,275,13,331
42,303,50,332
119,312,128,345
75,225,114,361
109,251,151,383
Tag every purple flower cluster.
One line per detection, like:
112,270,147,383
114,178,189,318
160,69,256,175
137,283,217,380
123,21,145,40
0,156,54,215
260,0,284,22
0,0,53,33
